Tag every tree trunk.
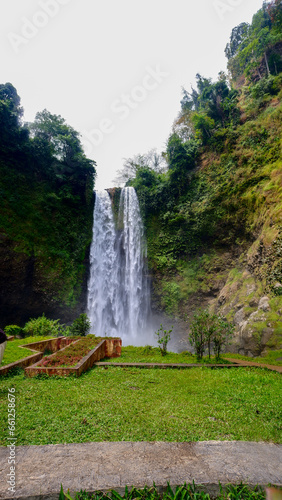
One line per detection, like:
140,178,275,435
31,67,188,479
264,51,270,77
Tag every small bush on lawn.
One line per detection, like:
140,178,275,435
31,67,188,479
23,314,66,337
155,324,174,356
4,325,23,337
69,314,91,337
189,309,234,361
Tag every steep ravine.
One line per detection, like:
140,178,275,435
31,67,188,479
140,91,282,356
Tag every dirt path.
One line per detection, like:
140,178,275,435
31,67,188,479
225,358,282,373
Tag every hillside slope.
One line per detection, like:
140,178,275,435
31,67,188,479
0,86,95,326
144,83,282,355
129,2,282,355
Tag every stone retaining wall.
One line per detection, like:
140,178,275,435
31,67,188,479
0,352,43,376
0,337,77,376
25,338,122,378
22,337,75,353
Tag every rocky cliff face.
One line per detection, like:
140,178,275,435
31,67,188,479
213,233,282,355
150,233,282,356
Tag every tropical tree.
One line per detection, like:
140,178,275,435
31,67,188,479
29,110,96,195
189,309,209,360
226,2,282,81
114,149,167,185
225,22,250,60
166,133,199,195
213,316,235,361
189,309,234,361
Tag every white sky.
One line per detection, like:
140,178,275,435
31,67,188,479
1,0,263,189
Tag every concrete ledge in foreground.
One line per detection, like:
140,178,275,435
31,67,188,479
0,441,281,500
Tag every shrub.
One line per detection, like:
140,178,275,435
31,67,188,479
213,317,235,361
251,76,277,99
161,282,181,315
23,314,62,337
189,310,209,360
155,324,173,356
4,325,23,338
142,345,153,354
181,350,193,357
189,309,234,361
69,314,91,337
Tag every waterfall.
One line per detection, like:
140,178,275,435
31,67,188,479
87,187,151,344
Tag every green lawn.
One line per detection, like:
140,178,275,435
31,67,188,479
3,339,282,368
102,346,231,364
102,345,282,366
1,336,54,367
0,366,281,445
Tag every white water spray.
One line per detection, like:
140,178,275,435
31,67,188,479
87,187,151,344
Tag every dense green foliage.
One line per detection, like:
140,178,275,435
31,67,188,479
0,84,96,307
225,0,282,82
4,325,23,337
22,314,67,338
68,313,91,337
189,310,234,360
0,366,281,444
125,2,282,331
63,483,268,500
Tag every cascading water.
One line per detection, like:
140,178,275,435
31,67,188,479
87,186,151,344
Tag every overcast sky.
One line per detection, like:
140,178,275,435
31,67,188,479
1,0,263,189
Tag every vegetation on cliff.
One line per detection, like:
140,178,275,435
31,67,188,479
123,1,282,355
0,84,96,323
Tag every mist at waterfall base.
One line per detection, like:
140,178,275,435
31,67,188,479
87,187,156,347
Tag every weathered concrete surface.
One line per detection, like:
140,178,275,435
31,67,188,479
0,441,281,500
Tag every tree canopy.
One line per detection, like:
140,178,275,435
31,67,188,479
225,0,282,81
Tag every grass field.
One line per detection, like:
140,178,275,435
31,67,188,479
0,366,281,445
101,346,232,364
102,345,282,366
2,339,282,368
